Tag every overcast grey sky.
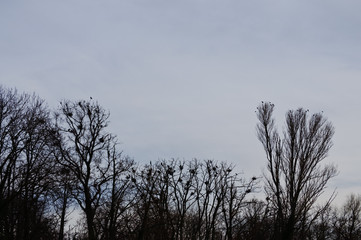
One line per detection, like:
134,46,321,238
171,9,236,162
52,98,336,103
1,0,361,204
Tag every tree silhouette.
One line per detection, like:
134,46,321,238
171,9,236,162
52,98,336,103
0,86,58,239
1,85,354,239
256,102,337,240
57,99,116,240
333,194,361,239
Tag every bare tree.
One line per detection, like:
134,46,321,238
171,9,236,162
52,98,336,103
168,159,199,240
189,160,257,240
51,164,75,240
0,87,58,239
256,102,337,240
131,161,163,240
309,202,335,240
333,194,361,240
0,87,27,238
95,149,135,240
221,172,259,240
233,198,272,240
16,94,57,240
57,99,116,240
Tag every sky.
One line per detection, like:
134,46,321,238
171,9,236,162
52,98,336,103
1,0,361,205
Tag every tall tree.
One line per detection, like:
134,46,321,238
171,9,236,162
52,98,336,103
16,94,56,240
57,99,115,240
256,102,337,240
0,86,58,239
0,87,27,238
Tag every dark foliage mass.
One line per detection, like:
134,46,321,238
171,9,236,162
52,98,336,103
0,86,356,240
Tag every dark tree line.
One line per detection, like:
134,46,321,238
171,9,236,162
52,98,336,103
0,86,358,240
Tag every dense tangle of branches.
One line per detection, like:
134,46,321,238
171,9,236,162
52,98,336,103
0,86,355,240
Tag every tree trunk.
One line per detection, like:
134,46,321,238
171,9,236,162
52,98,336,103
58,189,68,240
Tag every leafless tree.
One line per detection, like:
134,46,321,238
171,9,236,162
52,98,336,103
3,85,353,240
221,172,259,240
57,99,116,240
308,203,335,240
233,198,272,240
131,161,163,240
256,102,337,240
333,194,361,239
95,149,135,240
189,160,257,240
51,164,75,240
0,86,59,239
16,94,57,240
169,159,200,240
127,158,258,240
0,87,28,228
